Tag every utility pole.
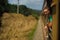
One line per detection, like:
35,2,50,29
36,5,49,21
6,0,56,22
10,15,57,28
17,0,19,14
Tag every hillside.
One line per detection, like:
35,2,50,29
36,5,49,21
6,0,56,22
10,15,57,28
0,13,37,40
7,4,41,19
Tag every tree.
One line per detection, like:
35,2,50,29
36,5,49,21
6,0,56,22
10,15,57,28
0,0,8,26
19,5,31,16
0,0,8,13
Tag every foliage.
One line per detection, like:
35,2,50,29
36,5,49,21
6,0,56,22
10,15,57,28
19,5,31,16
0,0,42,19
8,4,17,13
0,0,8,12
7,4,41,18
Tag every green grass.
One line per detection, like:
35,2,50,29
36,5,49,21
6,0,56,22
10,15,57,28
28,23,38,40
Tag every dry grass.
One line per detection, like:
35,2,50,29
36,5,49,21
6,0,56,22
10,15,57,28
0,13,37,40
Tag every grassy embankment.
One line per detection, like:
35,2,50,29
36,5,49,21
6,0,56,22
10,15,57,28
0,13,38,40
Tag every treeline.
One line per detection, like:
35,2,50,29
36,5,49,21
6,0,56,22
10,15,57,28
0,0,8,13
0,0,41,19
8,4,31,16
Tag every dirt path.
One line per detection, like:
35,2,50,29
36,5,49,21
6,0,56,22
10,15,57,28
33,16,44,40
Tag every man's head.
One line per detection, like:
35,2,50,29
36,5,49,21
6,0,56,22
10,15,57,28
43,7,50,15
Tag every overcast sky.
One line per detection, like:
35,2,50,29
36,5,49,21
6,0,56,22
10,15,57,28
8,0,44,10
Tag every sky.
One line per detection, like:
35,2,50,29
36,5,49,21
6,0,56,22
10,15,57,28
8,0,44,10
